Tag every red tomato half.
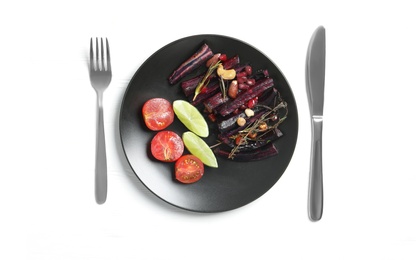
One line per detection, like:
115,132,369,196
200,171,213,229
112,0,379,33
175,155,204,184
142,98,174,131
151,131,184,162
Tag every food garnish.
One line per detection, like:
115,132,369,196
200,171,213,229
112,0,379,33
182,131,218,168
172,100,209,138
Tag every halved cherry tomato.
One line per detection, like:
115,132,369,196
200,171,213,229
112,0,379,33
175,155,204,184
151,131,184,162
142,98,174,131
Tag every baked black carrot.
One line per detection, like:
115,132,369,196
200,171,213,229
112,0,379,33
214,143,278,161
217,78,274,117
168,43,213,85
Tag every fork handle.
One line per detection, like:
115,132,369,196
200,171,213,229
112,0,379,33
308,116,323,221
95,94,107,204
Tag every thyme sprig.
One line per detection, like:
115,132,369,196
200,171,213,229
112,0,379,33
227,98,288,159
219,76,227,99
193,60,221,101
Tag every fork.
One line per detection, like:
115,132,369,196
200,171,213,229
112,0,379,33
89,37,112,204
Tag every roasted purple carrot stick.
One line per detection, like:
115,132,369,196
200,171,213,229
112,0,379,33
217,78,274,117
214,143,278,161
168,43,213,85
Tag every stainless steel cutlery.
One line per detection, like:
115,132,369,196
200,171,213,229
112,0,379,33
89,38,112,204
306,26,326,221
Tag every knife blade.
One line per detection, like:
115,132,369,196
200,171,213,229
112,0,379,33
306,26,326,221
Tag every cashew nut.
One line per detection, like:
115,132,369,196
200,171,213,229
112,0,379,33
217,64,236,80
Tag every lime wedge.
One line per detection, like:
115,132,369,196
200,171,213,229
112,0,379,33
182,131,218,168
173,100,209,138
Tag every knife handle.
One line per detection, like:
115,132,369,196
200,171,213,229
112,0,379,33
308,116,323,221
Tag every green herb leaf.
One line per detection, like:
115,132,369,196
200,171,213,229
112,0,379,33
193,61,221,101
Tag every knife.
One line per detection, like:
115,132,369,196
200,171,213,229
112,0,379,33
306,26,326,221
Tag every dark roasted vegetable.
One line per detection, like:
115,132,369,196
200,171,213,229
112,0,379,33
168,44,213,85
217,107,265,134
181,74,217,97
181,74,205,97
217,111,247,133
217,78,274,117
222,55,240,70
203,92,229,113
225,128,283,151
217,106,268,134
214,143,278,161
219,97,288,159
217,88,278,133
251,69,269,80
191,81,220,106
193,61,221,101
217,111,265,144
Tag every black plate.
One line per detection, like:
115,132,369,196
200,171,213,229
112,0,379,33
119,34,298,212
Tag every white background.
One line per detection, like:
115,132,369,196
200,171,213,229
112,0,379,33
1,0,415,259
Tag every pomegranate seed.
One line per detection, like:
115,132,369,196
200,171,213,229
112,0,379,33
245,66,252,75
247,97,258,108
237,72,247,78
219,54,227,61
246,78,256,86
237,76,247,84
200,86,208,94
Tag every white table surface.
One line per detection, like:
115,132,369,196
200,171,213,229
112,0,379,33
1,1,416,259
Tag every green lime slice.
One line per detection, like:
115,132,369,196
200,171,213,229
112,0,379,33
182,131,218,168
173,100,209,138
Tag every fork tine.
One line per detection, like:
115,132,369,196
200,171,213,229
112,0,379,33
100,38,105,71
90,37,111,72
95,37,100,71
90,38,94,71
106,38,111,72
